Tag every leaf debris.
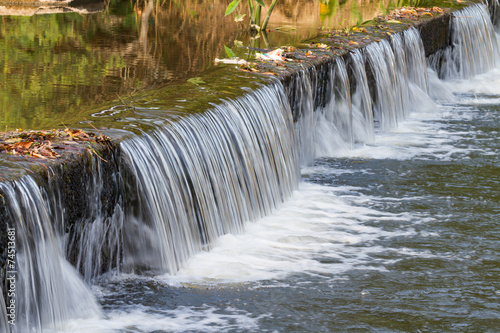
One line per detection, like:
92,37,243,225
0,128,111,160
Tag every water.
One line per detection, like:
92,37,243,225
0,0,390,132
0,177,101,332
0,0,325,131
120,84,299,275
2,3,500,332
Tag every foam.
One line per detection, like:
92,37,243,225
156,182,415,286
44,305,265,333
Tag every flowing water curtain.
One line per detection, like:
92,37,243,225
288,68,317,166
121,82,299,275
429,4,500,79
331,58,354,148
364,39,403,130
0,177,101,333
390,31,411,119
487,0,500,29
0,291,8,333
293,27,430,158
312,58,354,157
56,154,125,283
403,27,428,93
71,198,124,283
349,49,375,143
362,28,430,131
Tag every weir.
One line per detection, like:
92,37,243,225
1,3,499,332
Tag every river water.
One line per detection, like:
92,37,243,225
2,3,500,333
51,13,499,333
78,73,498,333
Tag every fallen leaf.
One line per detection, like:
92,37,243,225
13,141,33,150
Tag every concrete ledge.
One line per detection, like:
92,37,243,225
417,13,452,57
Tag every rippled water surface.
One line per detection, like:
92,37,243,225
2,2,499,332
52,66,499,333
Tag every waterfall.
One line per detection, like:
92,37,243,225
2,3,500,332
289,68,317,165
293,26,429,160
0,292,8,333
0,177,102,333
349,49,375,144
312,58,354,158
490,0,500,29
429,4,500,79
365,38,407,130
120,83,299,274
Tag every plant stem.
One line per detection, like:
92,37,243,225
255,3,262,27
261,30,270,48
261,0,278,31
248,0,255,25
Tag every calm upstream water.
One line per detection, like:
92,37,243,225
1,2,500,333
0,0,386,131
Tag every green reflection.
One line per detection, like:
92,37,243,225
0,0,465,132
0,0,325,131
0,0,138,130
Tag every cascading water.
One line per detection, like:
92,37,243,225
1,3,499,332
429,4,500,79
0,292,8,333
365,39,408,130
293,26,430,160
289,68,317,165
0,177,101,333
120,83,299,274
349,49,375,144
312,58,353,157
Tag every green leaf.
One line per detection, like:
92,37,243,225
225,0,241,16
187,77,205,85
255,0,265,7
224,45,236,58
234,13,246,22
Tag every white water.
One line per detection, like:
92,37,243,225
429,4,500,79
0,178,101,333
120,83,299,275
1,3,499,332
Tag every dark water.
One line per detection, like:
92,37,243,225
72,69,499,332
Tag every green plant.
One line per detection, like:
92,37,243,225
225,0,278,32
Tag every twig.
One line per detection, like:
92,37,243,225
87,146,108,163
116,93,137,115
83,118,103,136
